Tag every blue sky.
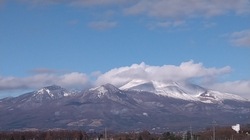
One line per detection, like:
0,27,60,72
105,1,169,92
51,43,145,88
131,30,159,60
0,0,250,99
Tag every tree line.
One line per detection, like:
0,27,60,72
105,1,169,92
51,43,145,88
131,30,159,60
0,125,250,140
0,130,87,140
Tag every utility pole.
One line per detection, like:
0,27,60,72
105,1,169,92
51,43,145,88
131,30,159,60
190,126,193,140
182,131,187,140
212,120,216,140
105,128,107,140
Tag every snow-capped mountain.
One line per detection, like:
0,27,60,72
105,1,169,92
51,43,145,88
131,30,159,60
32,85,75,99
120,79,247,103
0,85,77,109
0,82,249,131
81,83,137,106
88,83,122,98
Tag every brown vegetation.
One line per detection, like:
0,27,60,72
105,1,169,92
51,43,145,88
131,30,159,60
0,125,250,140
0,130,88,140
196,125,250,140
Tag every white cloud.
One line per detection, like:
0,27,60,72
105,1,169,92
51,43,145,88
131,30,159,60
124,0,250,18
11,0,250,31
229,29,250,47
208,80,250,99
16,0,250,19
95,60,231,87
95,61,250,99
0,72,89,91
148,20,186,29
88,20,117,30
90,71,102,78
58,72,89,88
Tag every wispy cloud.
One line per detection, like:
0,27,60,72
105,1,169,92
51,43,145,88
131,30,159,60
148,20,186,29
88,20,117,30
208,80,250,99
229,29,250,47
7,0,250,31
0,72,89,91
14,0,250,18
124,0,250,18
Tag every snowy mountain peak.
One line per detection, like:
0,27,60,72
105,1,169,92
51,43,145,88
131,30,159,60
33,85,75,100
120,79,180,91
35,85,64,96
36,88,53,97
120,79,151,90
90,84,120,93
102,83,121,93
120,79,182,93
120,80,194,100
89,84,122,98
153,80,179,88
89,86,108,97
119,79,247,103
120,79,155,92
151,81,199,101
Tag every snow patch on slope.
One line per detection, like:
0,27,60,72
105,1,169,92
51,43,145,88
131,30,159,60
120,79,149,90
90,86,108,98
199,90,246,101
89,84,122,98
152,81,198,101
120,80,198,101
36,88,54,97
120,79,247,102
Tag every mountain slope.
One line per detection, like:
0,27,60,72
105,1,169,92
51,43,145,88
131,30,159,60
0,83,249,132
120,79,247,103
0,85,76,109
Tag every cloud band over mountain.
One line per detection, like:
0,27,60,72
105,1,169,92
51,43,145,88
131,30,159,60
1,60,249,99
96,60,231,86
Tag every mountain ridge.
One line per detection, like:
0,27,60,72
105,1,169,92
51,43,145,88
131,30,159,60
0,82,249,132
119,80,248,103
